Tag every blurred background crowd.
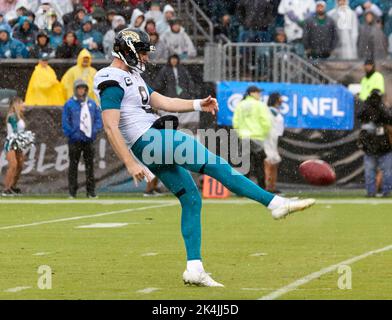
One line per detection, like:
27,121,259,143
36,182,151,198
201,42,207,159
1,0,392,61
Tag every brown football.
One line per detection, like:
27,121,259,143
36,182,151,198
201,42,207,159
299,160,336,186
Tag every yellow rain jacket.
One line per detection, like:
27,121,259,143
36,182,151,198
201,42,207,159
232,96,272,141
25,63,65,106
61,49,98,102
359,71,385,101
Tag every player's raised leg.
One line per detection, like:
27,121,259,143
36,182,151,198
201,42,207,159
163,129,316,219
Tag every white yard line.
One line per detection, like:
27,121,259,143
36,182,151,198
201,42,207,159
0,203,177,231
259,243,392,300
4,286,31,293
1,199,392,205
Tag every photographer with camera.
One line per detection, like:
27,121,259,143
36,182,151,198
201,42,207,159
357,89,392,197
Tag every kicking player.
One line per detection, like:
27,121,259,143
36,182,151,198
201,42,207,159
94,28,316,287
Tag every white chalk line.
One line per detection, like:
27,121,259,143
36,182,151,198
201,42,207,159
1,198,392,205
259,243,392,300
0,203,176,231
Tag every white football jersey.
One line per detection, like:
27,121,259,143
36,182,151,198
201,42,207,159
94,66,158,146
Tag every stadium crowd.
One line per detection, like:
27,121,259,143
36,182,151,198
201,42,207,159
0,0,196,60
201,0,392,60
0,1,392,61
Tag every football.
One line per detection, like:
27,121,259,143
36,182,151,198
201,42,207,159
299,159,336,186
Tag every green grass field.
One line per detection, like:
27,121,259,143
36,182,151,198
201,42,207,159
1,194,392,300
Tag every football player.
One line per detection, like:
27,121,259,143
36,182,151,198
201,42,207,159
94,28,316,287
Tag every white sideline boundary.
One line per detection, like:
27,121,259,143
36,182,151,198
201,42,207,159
259,243,392,300
0,203,176,231
1,198,392,205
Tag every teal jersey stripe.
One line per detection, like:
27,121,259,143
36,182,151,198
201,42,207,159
100,86,125,111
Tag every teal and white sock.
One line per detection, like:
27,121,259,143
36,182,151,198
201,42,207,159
187,260,204,273
267,195,287,210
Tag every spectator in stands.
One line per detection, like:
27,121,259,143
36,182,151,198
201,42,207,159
0,24,28,58
103,14,126,59
12,16,36,54
156,4,175,35
145,1,163,23
29,30,54,58
76,15,104,58
357,89,392,197
328,0,359,60
4,1,29,23
61,48,97,102
274,27,287,44
205,0,238,24
233,86,272,188
144,18,157,35
65,5,87,32
237,0,280,43
93,7,115,35
35,2,63,30
22,0,73,18
0,0,17,16
2,96,27,196
153,54,196,100
161,18,197,60
0,12,12,34
148,32,168,61
63,2,84,28
129,8,145,30
25,10,38,32
278,0,316,55
359,58,385,101
303,1,338,60
105,0,132,14
358,10,388,59
55,30,82,58
25,52,64,106
62,79,102,199
214,14,239,42
49,21,64,50
353,0,383,18
264,93,285,194
79,0,104,13
155,53,199,131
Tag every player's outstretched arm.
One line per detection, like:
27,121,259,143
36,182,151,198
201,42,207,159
150,91,219,115
102,109,151,185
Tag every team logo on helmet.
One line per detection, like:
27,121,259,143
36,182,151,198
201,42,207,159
121,30,141,43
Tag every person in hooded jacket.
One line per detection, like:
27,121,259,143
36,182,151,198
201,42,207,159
160,18,196,60
12,15,36,53
156,4,175,35
64,5,87,32
29,30,55,58
25,52,64,106
75,15,104,58
61,48,97,102
48,20,64,50
328,0,359,59
62,79,102,199
0,24,28,58
129,7,145,30
358,9,388,59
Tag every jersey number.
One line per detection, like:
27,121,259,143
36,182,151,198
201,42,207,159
138,86,149,105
